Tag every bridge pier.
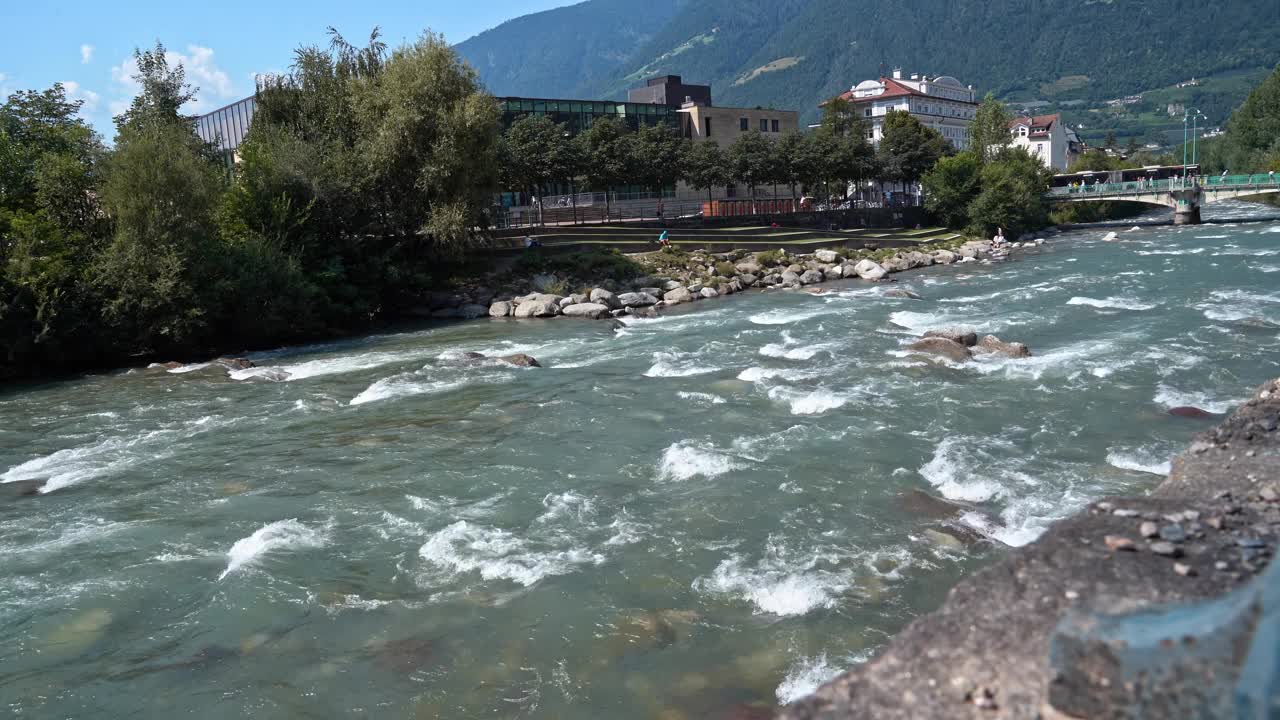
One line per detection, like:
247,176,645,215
1169,187,1204,225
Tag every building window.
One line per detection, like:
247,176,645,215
760,118,768,132
740,117,749,131
704,117,712,137
864,108,872,117
771,119,779,132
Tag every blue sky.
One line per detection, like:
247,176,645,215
0,0,576,138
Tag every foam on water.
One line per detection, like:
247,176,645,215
2,416,229,493
749,307,827,326
738,366,816,383
1066,296,1157,311
695,552,849,616
760,331,832,360
1153,383,1239,414
417,521,603,587
219,519,329,581
231,348,437,382
766,386,849,415
644,351,720,378
1106,447,1172,476
918,438,1005,503
349,375,470,406
677,391,727,405
657,441,743,481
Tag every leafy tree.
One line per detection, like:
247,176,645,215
502,114,570,224
1202,62,1280,172
352,32,500,249
579,116,633,216
772,131,807,200
877,110,952,187
792,130,836,200
684,139,730,203
113,43,197,134
969,93,1012,163
1104,130,1117,150
728,130,773,200
1125,136,1141,156
820,97,860,137
630,122,687,195
922,151,982,228
967,147,1052,238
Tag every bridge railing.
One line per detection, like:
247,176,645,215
1048,173,1279,198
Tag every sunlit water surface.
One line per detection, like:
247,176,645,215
2,201,1279,718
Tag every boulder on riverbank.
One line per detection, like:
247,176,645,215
618,292,659,308
489,301,513,317
513,300,560,318
664,287,694,305
853,259,888,281
780,377,1280,720
561,303,612,319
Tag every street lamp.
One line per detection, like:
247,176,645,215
1182,107,1204,181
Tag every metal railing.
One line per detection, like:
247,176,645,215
1047,173,1280,198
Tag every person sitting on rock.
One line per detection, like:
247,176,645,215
658,230,670,248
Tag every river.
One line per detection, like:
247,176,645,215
2,201,1279,719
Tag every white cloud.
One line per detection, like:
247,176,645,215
109,44,237,116
80,44,94,64
61,80,101,112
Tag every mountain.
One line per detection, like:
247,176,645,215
454,0,685,99
455,0,1280,130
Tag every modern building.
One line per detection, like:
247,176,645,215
1009,113,1071,171
194,96,257,165
831,69,978,150
496,96,679,133
678,101,799,144
627,75,711,108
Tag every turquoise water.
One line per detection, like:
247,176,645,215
2,202,1279,719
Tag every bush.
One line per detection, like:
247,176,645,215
755,249,785,266
714,261,737,277
510,247,643,283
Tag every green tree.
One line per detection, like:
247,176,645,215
684,139,730,203
772,131,807,200
969,93,1012,163
820,96,860,137
877,110,952,187
579,116,633,217
967,147,1052,238
1104,130,1117,150
113,43,198,134
502,113,569,225
1208,62,1280,172
630,122,687,196
728,130,774,201
922,151,982,228
353,32,500,249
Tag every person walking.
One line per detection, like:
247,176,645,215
1269,169,1276,185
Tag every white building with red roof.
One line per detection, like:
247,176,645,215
833,69,978,150
1008,113,1071,171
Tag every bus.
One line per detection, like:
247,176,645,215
1051,165,1199,189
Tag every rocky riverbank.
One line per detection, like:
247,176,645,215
779,378,1280,720
419,236,1041,323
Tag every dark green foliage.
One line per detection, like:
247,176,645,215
966,148,1053,237
728,130,774,197
1197,64,1280,172
510,247,643,282
969,94,1012,164
714,261,737,277
922,152,982,229
877,111,951,185
684,140,731,201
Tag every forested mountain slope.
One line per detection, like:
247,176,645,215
456,0,1280,123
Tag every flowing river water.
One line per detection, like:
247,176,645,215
2,201,1279,719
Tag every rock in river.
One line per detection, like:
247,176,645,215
1168,406,1217,419
924,328,977,347
497,354,542,368
488,301,513,318
907,337,973,363
975,335,1031,358
618,292,659,308
513,300,559,318
663,287,694,305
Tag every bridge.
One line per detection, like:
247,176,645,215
1046,174,1280,224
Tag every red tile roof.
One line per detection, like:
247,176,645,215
834,77,920,104
1009,113,1060,131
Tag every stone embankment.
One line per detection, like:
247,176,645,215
779,378,1280,720
418,238,1040,322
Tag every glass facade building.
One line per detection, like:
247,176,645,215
498,97,678,133
195,96,257,156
